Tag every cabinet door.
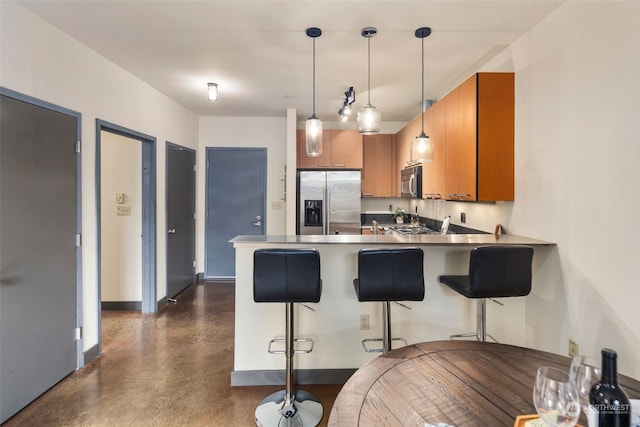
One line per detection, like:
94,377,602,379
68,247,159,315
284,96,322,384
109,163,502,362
477,73,514,201
330,130,363,168
457,74,478,200
393,117,419,197
362,134,393,197
297,129,332,168
444,86,461,199
422,100,446,198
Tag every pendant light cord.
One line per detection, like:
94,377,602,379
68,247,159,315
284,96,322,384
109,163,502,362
421,35,425,132
367,35,371,105
312,37,316,116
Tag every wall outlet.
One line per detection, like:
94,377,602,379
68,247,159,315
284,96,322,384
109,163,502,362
360,314,369,330
568,339,579,357
460,212,466,223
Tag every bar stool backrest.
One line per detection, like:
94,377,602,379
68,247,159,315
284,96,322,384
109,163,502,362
253,248,321,303
468,246,534,298
355,248,425,302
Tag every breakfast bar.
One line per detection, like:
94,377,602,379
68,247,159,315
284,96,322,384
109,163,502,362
230,233,554,386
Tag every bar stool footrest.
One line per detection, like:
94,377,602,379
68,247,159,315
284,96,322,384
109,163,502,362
361,337,408,353
268,337,315,354
449,332,498,343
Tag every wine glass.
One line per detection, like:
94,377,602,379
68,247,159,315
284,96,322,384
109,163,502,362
533,366,581,427
569,355,601,414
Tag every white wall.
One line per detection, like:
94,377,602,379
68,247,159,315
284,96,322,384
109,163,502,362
100,132,142,302
197,116,289,272
0,1,198,354
509,1,640,378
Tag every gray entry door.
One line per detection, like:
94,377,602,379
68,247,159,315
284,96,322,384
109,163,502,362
205,148,266,278
166,144,196,298
0,94,78,423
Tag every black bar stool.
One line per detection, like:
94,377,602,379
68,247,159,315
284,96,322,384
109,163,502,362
353,248,425,353
253,248,323,427
438,245,534,342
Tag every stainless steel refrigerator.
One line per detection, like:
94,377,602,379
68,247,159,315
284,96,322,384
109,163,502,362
297,170,361,235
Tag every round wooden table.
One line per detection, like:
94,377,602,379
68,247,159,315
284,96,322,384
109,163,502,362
328,340,640,426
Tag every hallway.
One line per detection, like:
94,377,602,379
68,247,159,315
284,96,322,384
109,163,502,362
2,281,342,426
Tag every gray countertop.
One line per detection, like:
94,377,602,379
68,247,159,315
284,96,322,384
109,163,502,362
230,233,554,246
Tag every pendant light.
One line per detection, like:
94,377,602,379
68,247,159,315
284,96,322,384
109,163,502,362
305,27,322,157
410,27,433,163
357,27,381,135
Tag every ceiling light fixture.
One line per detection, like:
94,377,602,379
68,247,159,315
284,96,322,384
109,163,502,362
338,86,356,122
357,27,381,135
305,27,323,157
411,27,433,163
207,82,218,102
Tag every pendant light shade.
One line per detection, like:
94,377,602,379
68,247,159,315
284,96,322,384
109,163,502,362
305,27,323,157
357,27,380,135
411,27,433,163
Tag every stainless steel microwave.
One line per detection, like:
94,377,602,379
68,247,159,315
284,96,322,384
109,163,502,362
401,165,422,199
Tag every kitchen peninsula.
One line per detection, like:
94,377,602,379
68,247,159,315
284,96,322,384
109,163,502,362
230,232,553,386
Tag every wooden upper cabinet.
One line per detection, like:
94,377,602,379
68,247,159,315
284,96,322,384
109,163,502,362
421,100,446,198
297,129,362,169
444,72,514,201
362,134,393,197
297,129,332,168
392,116,419,197
330,130,363,169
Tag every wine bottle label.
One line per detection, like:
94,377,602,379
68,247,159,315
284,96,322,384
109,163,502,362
592,403,631,414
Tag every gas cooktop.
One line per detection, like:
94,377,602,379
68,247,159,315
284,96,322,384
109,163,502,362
390,226,442,235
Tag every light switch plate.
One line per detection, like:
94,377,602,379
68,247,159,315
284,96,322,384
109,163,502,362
116,205,131,216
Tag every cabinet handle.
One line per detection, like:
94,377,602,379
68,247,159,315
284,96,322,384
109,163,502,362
447,193,471,199
333,163,345,167
318,163,330,167
362,193,374,197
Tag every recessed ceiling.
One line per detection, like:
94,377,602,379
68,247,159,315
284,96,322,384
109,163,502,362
17,0,564,123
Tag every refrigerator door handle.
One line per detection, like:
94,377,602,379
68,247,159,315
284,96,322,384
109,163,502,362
324,186,329,235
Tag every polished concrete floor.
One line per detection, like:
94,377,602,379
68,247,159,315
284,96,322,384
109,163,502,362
2,281,343,426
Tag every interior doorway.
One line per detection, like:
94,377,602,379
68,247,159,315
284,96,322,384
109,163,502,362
96,120,156,340
100,131,143,309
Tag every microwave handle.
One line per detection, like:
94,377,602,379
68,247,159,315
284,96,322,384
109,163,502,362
409,174,415,197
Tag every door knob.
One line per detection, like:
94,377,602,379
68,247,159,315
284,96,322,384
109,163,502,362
252,215,262,227
168,228,176,234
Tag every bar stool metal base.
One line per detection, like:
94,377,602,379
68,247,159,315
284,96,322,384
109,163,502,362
255,389,323,427
449,298,498,343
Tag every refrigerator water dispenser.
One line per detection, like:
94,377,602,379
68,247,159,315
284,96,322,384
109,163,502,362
304,200,323,226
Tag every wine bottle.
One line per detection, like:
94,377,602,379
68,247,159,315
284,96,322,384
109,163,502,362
588,348,631,427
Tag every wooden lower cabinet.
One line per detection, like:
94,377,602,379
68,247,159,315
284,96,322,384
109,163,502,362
362,134,393,197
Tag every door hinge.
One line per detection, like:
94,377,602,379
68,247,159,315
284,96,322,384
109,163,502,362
193,164,197,172
75,234,82,247
75,140,81,153
75,327,82,340
193,213,196,220
193,260,196,268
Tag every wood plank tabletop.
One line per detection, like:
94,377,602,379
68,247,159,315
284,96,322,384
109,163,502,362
328,340,640,426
